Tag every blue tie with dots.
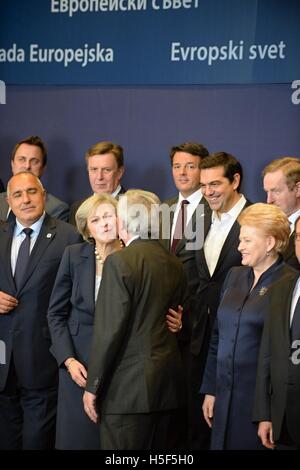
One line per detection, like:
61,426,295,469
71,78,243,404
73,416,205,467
14,228,33,289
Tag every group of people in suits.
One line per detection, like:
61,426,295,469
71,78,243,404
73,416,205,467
1,134,300,450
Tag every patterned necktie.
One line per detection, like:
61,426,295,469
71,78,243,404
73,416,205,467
14,228,33,289
171,200,189,253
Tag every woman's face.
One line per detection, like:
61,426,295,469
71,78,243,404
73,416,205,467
238,224,274,268
87,203,117,244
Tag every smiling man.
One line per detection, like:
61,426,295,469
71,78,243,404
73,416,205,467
188,152,250,449
69,141,125,225
0,171,81,449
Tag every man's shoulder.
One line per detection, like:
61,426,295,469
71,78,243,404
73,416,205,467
44,214,80,237
0,191,7,202
162,195,178,207
46,192,68,208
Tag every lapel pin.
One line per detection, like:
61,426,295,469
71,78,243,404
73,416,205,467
46,233,52,238
259,287,268,296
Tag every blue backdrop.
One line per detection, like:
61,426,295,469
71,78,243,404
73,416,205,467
0,1,299,205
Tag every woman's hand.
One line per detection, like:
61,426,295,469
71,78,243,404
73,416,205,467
202,394,215,428
65,357,87,388
166,305,183,333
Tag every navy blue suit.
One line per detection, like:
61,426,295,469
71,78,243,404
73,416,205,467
47,242,100,449
201,260,295,449
0,215,81,449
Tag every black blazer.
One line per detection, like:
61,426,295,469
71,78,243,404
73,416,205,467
47,242,96,367
86,239,187,414
0,215,81,390
190,198,252,358
283,232,300,270
161,195,211,297
253,269,300,444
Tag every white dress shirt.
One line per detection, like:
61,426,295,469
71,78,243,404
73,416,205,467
290,275,300,325
204,195,247,276
11,213,46,276
171,189,204,243
289,208,300,234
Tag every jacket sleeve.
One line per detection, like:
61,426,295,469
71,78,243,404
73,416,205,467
47,246,76,366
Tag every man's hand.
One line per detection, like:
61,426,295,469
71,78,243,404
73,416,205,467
258,421,275,449
166,305,183,333
83,390,99,423
0,291,18,314
202,394,215,428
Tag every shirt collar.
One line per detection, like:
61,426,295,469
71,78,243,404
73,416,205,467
288,208,300,231
212,194,246,222
112,184,122,198
178,188,203,205
126,235,140,247
15,212,46,236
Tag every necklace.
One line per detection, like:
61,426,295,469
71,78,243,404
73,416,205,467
94,247,104,264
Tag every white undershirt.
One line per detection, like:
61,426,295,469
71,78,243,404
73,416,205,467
171,189,203,243
204,195,246,276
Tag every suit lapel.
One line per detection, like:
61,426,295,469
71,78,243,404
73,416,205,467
0,222,16,291
213,220,240,274
283,276,299,345
175,197,211,254
79,243,96,314
17,215,57,292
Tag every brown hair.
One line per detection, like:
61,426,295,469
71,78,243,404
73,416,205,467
11,136,47,166
200,152,243,191
170,142,209,165
85,141,124,168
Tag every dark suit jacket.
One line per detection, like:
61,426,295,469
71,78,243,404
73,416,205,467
86,239,186,414
161,195,211,298
283,232,300,270
0,215,81,391
68,186,126,226
47,242,100,449
47,242,96,367
0,178,4,193
0,191,69,222
253,269,300,444
191,199,252,360
201,261,295,450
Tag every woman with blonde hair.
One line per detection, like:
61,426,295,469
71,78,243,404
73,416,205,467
47,193,182,449
201,203,296,450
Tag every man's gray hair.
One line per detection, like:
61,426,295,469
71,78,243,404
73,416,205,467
118,189,161,239
7,171,44,197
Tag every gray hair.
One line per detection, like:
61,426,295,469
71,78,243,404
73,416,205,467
7,171,44,197
118,189,161,239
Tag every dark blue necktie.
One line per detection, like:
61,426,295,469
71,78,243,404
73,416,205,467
14,228,33,289
291,295,300,342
